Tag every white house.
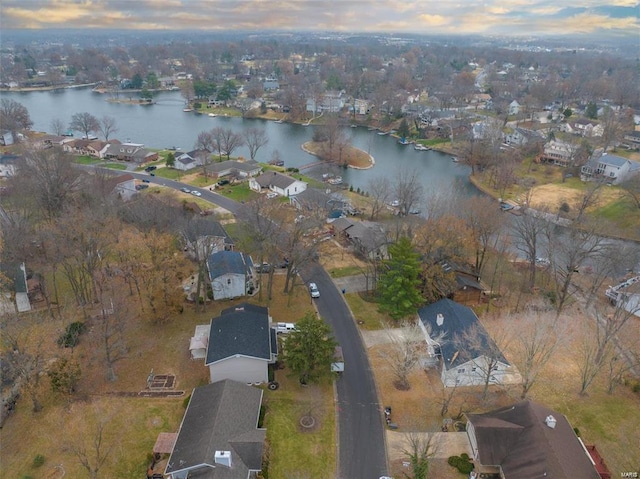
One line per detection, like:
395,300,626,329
107,173,137,201
418,299,516,387
508,100,520,116
249,171,307,197
581,152,640,185
539,140,575,167
204,303,277,384
206,250,255,301
606,276,640,318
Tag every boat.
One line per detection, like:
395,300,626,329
451,156,459,162
414,144,430,151
377,131,389,136
275,119,283,123
398,138,410,145
208,113,217,117
327,176,343,185
350,124,357,128
183,108,193,112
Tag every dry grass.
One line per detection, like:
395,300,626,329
302,141,374,169
0,272,319,478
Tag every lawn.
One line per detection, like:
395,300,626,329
328,265,364,278
74,155,100,165
152,167,183,180
216,183,259,203
344,291,390,331
103,162,128,170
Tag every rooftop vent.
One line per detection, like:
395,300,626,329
215,450,232,467
545,415,557,429
436,313,444,326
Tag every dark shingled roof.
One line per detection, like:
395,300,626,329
206,303,273,365
418,298,508,369
253,171,298,189
165,380,265,479
467,400,601,479
207,251,252,279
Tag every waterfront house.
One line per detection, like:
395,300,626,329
249,171,307,197
207,251,255,301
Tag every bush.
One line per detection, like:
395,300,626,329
448,454,474,475
32,454,45,468
182,394,191,409
57,321,86,348
258,404,267,428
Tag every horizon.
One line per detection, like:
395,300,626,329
1,1,638,38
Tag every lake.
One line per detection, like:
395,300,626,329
5,87,474,194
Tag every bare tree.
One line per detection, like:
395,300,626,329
219,128,244,160
17,147,83,219
0,98,33,140
70,419,114,479
366,176,392,220
98,115,118,141
394,168,423,217
453,322,509,401
50,117,67,136
243,127,268,161
505,310,564,399
69,112,100,139
511,213,547,289
460,196,505,276
195,130,215,153
620,175,640,210
400,432,437,479
378,321,426,390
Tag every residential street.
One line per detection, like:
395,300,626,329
303,263,389,479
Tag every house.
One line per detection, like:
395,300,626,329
306,91,345,113
105,173,137,201
564,118,604,137
352,99,372,115
0,131,14,146
508,100,520,116
417,299,515,387
605,275,640,318
175,149,210,171
206,250,255,301
103,142,158,163
249,171,307,197
263,79,280,91
206,159,262,180
441,261,485,304
538,140,574,167
182,218,234,262
581,152,640,185
164,380,266,479
330,218,388,260
622,130,640,150
0,153,19,177
33,134,73,149
503,127,541,147
205,303,277,384
289,187,345,216
466,400,603,479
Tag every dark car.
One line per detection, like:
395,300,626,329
150,172,156,176
255,263,271,273
217,179,230,186
144,165,157,172
142,179,150,183
135,184,149,190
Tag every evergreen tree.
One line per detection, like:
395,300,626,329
378,237,423,320
398,117,410,140
283,312,337,385
165,152,175,168
586,102,598,119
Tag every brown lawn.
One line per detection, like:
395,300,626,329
302,141,374,169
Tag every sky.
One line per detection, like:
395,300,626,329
1,0,639,37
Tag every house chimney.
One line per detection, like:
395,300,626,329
215,450,232,467
436,313,444,326
545,415,557,429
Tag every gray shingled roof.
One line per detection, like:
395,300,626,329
467,400,601,479
418,298,508,369
165,380,265,479
207,251,252,279
206,303,273,364
254,171,297,189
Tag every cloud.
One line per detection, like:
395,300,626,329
1,0,638,35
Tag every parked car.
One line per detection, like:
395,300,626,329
309,282,320,298
135,184,149,190
266,192,278,199
150,172,156,176
255,263,271,273
142,179,150,183
191,190,202,197
275,322,296,334
144,165,157,172
217,179,230,186
180,187,191,193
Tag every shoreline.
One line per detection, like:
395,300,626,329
300,141,375,170
0,82,99,92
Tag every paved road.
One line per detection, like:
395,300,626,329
121,171,390,478
304,263,388,479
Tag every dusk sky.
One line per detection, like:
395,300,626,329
1,0,639,37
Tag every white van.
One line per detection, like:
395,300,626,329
275,322,296,334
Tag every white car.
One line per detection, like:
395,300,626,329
191,190,202,197
275,322,296,334
309,282,320,298
266,192,278,199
